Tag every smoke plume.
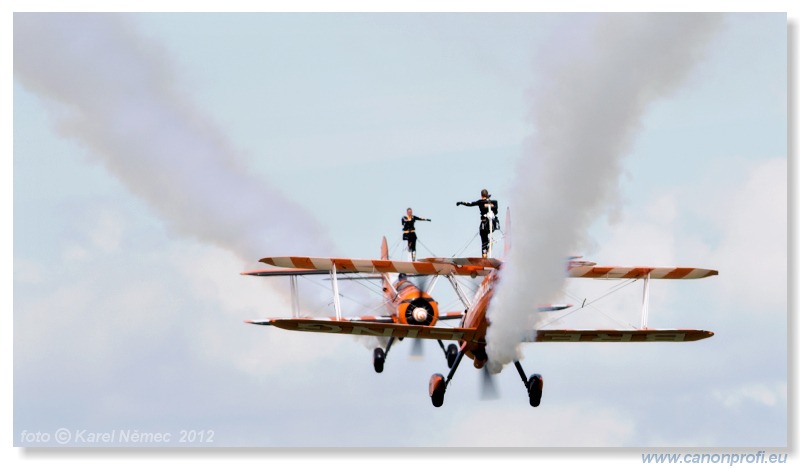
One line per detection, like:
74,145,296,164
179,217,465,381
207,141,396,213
14,13,334,261
486,13,723,371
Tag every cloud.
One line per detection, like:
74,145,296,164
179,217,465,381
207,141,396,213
703,158,787,312
713,381,786,409
443,400,635,446
13,197,357,444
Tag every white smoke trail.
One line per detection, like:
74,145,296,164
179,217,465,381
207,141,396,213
486,13,723,371
14,13,334,261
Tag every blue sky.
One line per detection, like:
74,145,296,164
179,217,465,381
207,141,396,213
5,5,793,466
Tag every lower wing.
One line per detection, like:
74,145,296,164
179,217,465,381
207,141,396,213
246,318,480,342
529,329,714,342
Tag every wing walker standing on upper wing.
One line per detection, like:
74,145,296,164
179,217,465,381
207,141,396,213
243,200,718,408
401,207,430,261
457,188,499,258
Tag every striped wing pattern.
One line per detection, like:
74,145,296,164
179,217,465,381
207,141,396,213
568,265,718,279
259,256,489,276
257,257,716,280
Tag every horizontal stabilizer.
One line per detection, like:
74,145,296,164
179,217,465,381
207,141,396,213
538,304,571,312
243,269,434,281
439,311,466,320
242,269,399,280
247,318,480,342
528,329,714,342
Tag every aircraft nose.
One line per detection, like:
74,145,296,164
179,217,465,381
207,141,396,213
411,307,429,322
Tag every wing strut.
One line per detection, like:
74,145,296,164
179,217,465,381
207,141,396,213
426,275,441,294
446,274,472,309
290,275,300,318
640,273,650,329
331,263,342,320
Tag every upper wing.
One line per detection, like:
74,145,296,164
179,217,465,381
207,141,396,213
259,256,491,276
247,317,481,342
567,265,718,279
251,258,716,279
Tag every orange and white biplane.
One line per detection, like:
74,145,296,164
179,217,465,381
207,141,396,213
243,235,717,407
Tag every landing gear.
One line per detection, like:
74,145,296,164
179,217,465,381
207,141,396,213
374,339,457,374
527,374,543,407
428,350,544,407
373,348,385,373
429,374,446,407
445,344,458,368
428,347,465,407
373,337,395,373
514,361,543,407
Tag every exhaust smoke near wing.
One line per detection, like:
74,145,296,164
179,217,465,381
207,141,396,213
486,14,723,372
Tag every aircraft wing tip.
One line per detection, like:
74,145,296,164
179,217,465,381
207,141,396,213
245,319,274,326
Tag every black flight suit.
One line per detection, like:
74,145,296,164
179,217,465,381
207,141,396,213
460,199,499,256
402,215,429,260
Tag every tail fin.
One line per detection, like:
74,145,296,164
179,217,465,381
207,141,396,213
381,236,392,296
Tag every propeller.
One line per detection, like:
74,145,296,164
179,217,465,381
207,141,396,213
410,337,424,359
480,366,499,400
406,275,438,358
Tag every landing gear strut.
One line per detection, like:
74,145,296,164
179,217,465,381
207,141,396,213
446,344,458,368
436,341,459,368
429,352,543,407
428,347,465,407
375,338,459,373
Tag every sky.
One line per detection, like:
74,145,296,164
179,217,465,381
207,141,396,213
4,3,794,467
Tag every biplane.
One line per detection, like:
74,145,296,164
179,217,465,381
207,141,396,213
243,234,717,408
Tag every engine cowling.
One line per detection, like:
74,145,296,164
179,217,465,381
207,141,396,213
400,296,438,326
395,293,438,327
393,277,439,326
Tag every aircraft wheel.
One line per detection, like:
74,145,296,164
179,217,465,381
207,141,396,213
527,374,543,407
373,348,385,373
429,373,446,407
446,344,458,368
